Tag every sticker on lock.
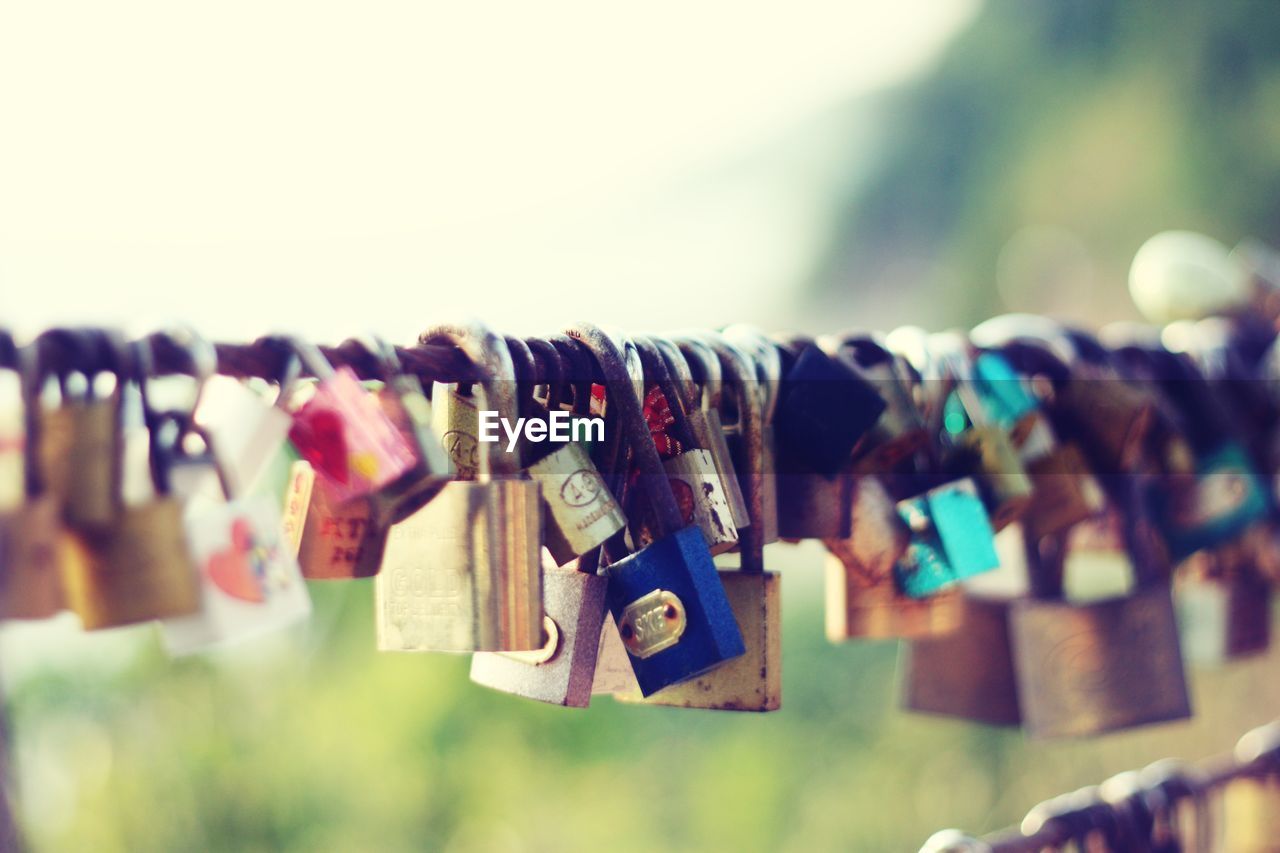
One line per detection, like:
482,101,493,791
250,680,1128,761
619,589,687,659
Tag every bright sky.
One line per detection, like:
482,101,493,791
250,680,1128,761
0,1,978,343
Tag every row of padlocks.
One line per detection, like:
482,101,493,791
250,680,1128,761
1,230,1279,728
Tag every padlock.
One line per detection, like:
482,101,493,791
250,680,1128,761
277,337,417,503
667,335,750,533
824,476,963,639
0,340,79,620
632,335,738,554
1158,441,1270,562
569,323,744,696
296,479,382,579
825,332,929,472
431,379,482,480
1019,431,1107,541
514,337,625,567
900,594,1021,726
590,612,641,696
60,364,202,630
894,478,1000,598
1009,513,1191,738
375,323,543,652
1174,545,1270,666
469,552,610,707
35,329,124,530
618,335,781,711
721,325,780,545
772,338,887,475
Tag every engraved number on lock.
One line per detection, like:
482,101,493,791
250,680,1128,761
619,590,687,659
441,430,479,475
559,469,603,508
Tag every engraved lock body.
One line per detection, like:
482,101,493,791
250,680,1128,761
1010,525,1191,739
824,476,964,640
634,336,738,555
901,595,1021,726
619,335,782,712
297,480,382,579
470,555,611,707
35,330,124,531
571,324,744,696
515,337,625,567
375,325,543,653
432,380,482,480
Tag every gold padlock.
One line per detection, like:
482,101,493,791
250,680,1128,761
35,329,124,531
618,336,781,711
376,324,543,652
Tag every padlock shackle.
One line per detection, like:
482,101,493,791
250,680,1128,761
709,335,765,575
420,321,521,478
505,336,542,426
722,325,782,425
524,337,566,412
632,336,698,452
548,335,596,418
567,323,685,537
650,336,701,414
672,335,724,413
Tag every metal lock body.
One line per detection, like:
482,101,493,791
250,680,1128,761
901,595,1021,726
667,336,750,533
620,335,781,711
1019,435,1106,541
1175,550,1270,665
514,337,625,567
571,324,743,696
35,330,125,530
470,564,610,707
431,381,481,480
895,478,1000,598
772,341,887,475
824,476,963,639
1010,533,1191,739
778,464,854,540
0,496,75,620
633,336,738,554
956,426,1033,532
377,324,543,653
826,332,929,471
721,325,781,545
63,497,201,629
297,480,383,579
591,612,641,695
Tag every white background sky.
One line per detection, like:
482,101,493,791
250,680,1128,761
0,1,977,343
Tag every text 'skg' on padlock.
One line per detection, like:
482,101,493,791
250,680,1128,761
375,323,544,653
570,323,744,697
617,334,781,711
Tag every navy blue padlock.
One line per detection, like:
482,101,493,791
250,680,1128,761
773,339,886,476
569,323,745,696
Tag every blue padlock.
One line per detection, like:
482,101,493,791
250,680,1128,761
1158,442,1270,561
971,351,1039,430
895,478,1000,598
569,324,745,696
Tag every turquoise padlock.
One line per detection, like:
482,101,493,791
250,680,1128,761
894,478,1000,598
971,351,1039,429
1158,442,1270,561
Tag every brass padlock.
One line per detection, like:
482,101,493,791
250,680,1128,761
469,554,610,707
824,476,963,639
375,323,544,652
632,335,738,554
60,378,201,630
35,329,124,530
296,479,382,579
901,594,1021,727
515,337,625,567
1009,522,1191,738
0,345,77,619
1018,423,1106,541
618,335,781,711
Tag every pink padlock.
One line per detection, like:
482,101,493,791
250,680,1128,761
279,338,417,504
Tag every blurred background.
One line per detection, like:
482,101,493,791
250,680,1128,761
4,1,1280,850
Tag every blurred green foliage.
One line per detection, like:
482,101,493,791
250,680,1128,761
815,0,1280,328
